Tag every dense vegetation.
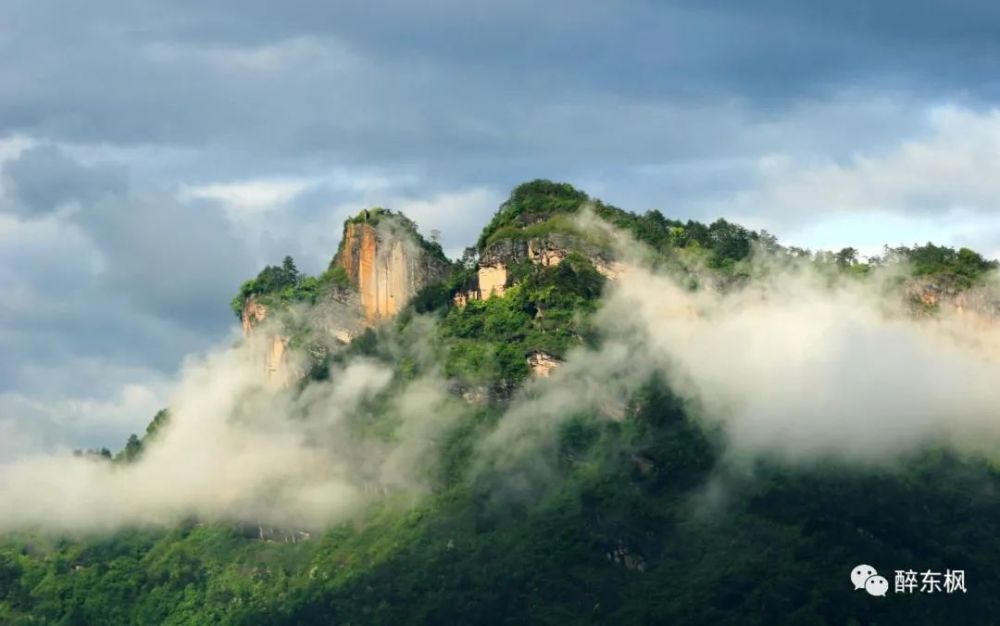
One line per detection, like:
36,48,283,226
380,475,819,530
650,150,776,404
4,388,999,625
230,256,352,321
886,242,997,287
4,181,1000,625
431,252,605,395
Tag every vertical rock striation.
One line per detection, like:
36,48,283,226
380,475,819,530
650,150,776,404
334,218,450,323
240,295,295,387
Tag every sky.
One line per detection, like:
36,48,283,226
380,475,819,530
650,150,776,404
4,0,1000,456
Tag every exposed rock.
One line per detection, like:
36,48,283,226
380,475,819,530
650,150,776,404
334,219,450,323
239,211,448,385
527,351,560,377
606,541,646,573
449,380,491,405
308,288,365,344
239,297,293,386
241,295,268,335
453,290,478,308
265,335,289,384
527,238,568,267
477,263,508,299
237,524,312,543
593,258,629,280
455,232,621,306
904,275,1000,322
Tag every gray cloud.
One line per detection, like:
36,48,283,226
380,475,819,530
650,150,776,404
2,144,126,214
3,0,1000,462
4,0,995,174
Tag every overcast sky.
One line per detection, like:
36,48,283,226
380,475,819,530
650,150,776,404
4,0,1000,456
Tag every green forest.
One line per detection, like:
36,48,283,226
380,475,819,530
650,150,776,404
2,181,999,625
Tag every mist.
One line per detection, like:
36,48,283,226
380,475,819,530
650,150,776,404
483,217,1000,478
5,215,1000,534
0,324,460,533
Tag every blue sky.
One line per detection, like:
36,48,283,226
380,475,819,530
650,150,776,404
4,0,1000,456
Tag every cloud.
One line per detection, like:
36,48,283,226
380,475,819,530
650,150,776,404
0,146,255,457
0,375,168,461
5,0,991,173
1,144,126,214
183,177,318,217
726,107,1000,221
664,105,1000,258
7,213,1000,534
604,265,1000,464
0,143,253,322
6,0,1000,517
478,217,1000,488
0,324,462,533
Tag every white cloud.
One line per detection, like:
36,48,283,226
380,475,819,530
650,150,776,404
393,187,503,255
0,135,35,164
0,325,462,532
727,106,1000,221
183,178,316,216
0,361,171,459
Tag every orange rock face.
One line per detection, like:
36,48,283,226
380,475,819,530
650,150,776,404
239,297,296,387
335,220,449,324
241,296,268,335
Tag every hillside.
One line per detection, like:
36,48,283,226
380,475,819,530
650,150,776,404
3,180,1000,625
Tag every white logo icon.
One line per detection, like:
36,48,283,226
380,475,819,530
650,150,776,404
865,575,889,597
851,564,888,597
851,564,879,591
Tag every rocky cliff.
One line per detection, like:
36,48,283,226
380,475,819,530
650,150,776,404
240,287,368,386
904,275,1000,332
456,232,625,305
333,214,450,323
240,295,297,387
236,210,447,385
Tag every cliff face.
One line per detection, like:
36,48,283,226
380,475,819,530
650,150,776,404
240,296,296,387
239,290,366,387
456,232,624,305
238,212,445,385
241,296,268,335
334,220,450,323
905,275,1000,325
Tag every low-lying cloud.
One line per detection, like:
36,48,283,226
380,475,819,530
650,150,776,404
482,218,1000,476
0,324,460,533
607,264,1000,463
5,216,1000,534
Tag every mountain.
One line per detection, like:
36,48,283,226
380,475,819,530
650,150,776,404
3,180,1000,625
332,208,451,322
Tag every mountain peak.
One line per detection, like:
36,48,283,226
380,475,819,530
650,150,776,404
332,210,450,323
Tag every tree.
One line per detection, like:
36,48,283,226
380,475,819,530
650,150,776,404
119,434,143,463
707,218,753,266
757,229,780,253
835,247,858,267
460,247,479,270
281,256,299,284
